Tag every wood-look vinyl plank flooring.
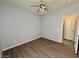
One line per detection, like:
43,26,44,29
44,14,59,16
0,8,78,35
2,38,79,58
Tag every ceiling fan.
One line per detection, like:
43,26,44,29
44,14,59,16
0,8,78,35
30,0,48,12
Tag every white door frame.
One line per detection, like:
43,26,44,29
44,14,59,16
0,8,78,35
60,14,79,54
74,16,79,54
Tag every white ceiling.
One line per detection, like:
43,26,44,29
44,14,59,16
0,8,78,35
1,0,79,15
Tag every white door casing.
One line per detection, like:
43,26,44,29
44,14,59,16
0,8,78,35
74,16,79,54
61,15,79,54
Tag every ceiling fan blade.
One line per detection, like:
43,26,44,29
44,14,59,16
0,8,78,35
30,5,40,7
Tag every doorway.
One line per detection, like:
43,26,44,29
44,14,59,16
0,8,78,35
62,16,77,48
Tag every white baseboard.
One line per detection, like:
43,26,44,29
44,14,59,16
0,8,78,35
2,35,61,51
2,36,40,51
42,35,62,43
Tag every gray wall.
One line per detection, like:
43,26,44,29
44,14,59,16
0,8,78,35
0,5,41,50
0,4,2,57
42,3,79,42
1,2,79,51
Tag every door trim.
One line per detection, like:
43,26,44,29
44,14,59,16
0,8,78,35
60,14,79,54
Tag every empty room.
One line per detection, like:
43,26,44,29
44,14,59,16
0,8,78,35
0,0,79,58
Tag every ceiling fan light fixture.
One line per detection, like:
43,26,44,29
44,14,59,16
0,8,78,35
41,8,44,11
43,6,46,9
40,8,44,11
30,0,48,12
